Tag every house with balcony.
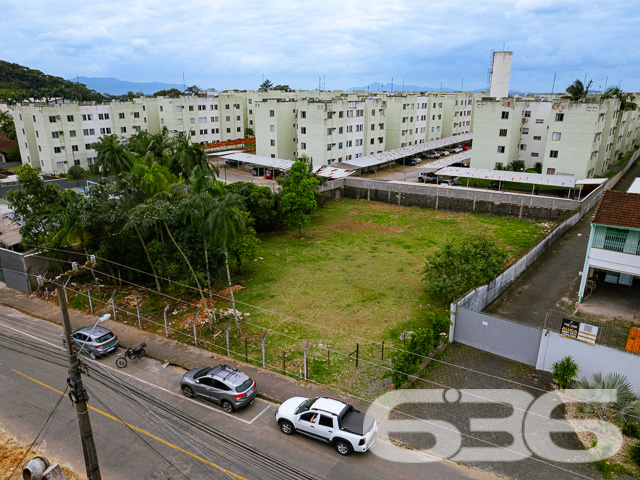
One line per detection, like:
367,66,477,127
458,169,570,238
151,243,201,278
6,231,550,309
578,189,640,302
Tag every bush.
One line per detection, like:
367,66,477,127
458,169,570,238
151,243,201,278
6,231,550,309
551,355,579,388
6,145,20,162
623,422,640,439
391,327,434,388
630,444,640,467
67,165,85,179
574,372,640,425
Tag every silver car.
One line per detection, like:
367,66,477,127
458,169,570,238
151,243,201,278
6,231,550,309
180,364,257,413
65,325,119,359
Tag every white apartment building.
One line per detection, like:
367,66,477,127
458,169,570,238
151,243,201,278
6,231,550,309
254,98,297,160
471,95,639,179
441,92,473,138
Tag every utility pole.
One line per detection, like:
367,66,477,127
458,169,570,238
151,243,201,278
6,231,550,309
57,284,102,480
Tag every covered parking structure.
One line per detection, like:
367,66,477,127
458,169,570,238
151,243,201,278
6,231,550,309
337,133,473,174
218,152,357,179
434,167,578,196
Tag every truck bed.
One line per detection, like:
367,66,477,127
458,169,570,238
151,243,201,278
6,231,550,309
340,408,375,436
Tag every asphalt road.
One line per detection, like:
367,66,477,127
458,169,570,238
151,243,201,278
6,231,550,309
0,306,487,480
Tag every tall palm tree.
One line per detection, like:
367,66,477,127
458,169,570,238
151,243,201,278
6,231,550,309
207,194,247,333
93,134,132,175
565,79,593,102
170,132,216,178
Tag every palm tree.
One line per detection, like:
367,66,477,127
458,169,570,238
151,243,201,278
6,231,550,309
574,372,640,425
207,194,247,333
93,134,132,175
565,79,593,101
170,132,217,178
603,87,637,112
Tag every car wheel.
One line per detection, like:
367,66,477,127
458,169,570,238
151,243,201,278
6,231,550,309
221,400,234,413
182,386,194,398
335,440,352,456
279,420,295,435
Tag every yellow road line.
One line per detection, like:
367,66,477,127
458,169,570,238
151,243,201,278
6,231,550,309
12,369,247,480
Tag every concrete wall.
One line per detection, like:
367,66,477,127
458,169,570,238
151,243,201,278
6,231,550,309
0,248,31,293
536,331,640,393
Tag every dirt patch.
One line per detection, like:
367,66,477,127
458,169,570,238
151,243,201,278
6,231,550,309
0,429,81,479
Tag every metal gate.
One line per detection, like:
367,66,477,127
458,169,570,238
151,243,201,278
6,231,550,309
454,308,542,366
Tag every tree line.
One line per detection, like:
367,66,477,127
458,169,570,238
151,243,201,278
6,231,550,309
6,128,320,325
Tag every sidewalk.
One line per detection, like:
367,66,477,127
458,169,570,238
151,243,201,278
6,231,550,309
0,284,366,412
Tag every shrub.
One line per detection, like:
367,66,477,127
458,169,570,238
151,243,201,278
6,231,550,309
6,145,21,162
574,372,640,425
391,327,434,388
630,444,640,467
623,422,640,439
67,165,85,179
551,355,579,388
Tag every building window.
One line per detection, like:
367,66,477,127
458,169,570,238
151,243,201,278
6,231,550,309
520,144,526,151
190,118,195,124
134,112,140,118
300,127,306,134
67,115,74,121
270,125,275,132
189,106,194,111
602,227,629,253
339,111,344,118
49,116,56,123
535,119,544,124
327,144,332,151
524,111,531,118
552,132,561,141
236,127,241,133
270,139,275,146
270,110,275,117
72,145,79,152
300,111,306,118
327,112,333,119
531,152,539,157
119,113,125,119
338,142,343,149
497,146,505,153
54,147,62,153
499,129,507,136
533,135,542,140
270,154,276,158
121,127,127,133
226,128,231,133
85,143,91,149
549,150,559,158
371,124,375,131
555,113,564,122
177,119,183,125
338,127,343,134
301,142,306,149
522,128,529,134
327,128,332,135
501,111,509,119
56,161,64,169
51,131,59,139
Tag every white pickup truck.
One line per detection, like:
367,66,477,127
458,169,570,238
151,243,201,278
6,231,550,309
275,396,377,455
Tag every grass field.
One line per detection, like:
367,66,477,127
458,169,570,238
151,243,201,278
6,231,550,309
217,198,549,391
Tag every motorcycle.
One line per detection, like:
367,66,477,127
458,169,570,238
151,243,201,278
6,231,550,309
116,342,146,368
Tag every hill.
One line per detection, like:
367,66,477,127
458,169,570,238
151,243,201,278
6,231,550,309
0,60,105,103
75,76,184,96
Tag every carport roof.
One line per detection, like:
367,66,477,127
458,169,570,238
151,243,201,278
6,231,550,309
434,167,576,188
592,190,640,229
220,152,357,179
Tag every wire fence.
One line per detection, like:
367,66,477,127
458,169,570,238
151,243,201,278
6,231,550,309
544,309,636,354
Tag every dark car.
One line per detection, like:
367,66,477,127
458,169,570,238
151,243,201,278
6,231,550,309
180,364,257,413
251,166,266,176
225,159,242,167
395,158,418,166
265,169,282,179
418,172,439,184
64,325,119,360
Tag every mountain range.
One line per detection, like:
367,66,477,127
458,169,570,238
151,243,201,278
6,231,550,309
73,76,184,96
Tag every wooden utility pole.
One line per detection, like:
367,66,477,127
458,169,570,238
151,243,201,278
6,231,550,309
57,284,102,480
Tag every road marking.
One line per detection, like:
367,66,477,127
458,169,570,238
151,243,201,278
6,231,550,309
12,369,248,480
1,315,271,424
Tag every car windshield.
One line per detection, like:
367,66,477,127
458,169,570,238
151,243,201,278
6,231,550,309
194,367,213,379
236,379,254,393
96,333,114,343
295,397,318,415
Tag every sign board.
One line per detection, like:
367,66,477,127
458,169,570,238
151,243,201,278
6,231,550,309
560,318,598,345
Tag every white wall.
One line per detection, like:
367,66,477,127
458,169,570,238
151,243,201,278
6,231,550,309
537,331,640,394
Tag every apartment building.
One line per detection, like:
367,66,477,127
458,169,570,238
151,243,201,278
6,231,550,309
254,98,297,160
471,95,639,179
441,92,473,138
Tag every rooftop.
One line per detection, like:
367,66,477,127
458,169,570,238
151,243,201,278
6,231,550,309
592,190,640,230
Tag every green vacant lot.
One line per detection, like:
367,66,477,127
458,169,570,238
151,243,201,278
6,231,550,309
225,199,548,388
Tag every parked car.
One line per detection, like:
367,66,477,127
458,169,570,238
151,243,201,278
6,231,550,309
425,151,440,159
265,169,282,179
225,159,241,167
275,396,377,455
462,145,469,150
450,146,464,154
63,325,119,360
438,149,450,156
251,166,266,176
180,364,257,413
418,172,439,184
395,158,418,166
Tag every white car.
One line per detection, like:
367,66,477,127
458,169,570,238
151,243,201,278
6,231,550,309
275,397,377,455
450,146,464,153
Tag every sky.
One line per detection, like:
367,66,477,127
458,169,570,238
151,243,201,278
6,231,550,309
2,0,639,94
